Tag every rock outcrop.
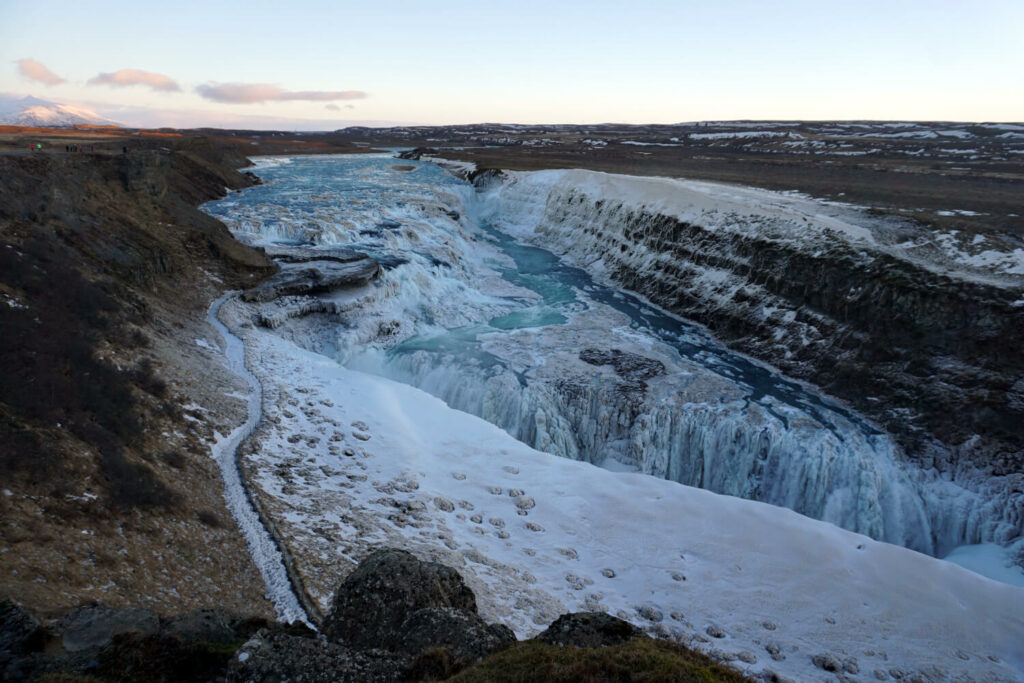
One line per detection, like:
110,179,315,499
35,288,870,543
535,612,645,648
2,551,750,682
233,548,515,680
229,631,412,683
321,548,503,650
241,253,380,303
0,601,276,682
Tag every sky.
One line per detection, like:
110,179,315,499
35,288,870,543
1,0,1022,129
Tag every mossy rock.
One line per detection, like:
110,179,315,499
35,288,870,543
446,638,753,682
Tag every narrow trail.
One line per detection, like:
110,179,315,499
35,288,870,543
206,293,311,626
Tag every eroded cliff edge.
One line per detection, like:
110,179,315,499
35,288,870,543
0,139,277,615
472,168,1024,492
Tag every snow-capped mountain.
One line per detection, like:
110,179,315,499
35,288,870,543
0,94,121,127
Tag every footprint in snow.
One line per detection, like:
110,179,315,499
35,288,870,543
352,431,371,441
452,472,467,481
637,606,664,623
350,420,369,431
503,465,519,474
514,495,535,511
705,624,726,638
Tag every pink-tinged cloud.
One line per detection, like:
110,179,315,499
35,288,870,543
88,69,181,92
16,59,65,86
196,82,367,104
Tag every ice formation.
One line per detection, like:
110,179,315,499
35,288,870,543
203,153,1022,562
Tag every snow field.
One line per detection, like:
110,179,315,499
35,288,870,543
229,316,1024,682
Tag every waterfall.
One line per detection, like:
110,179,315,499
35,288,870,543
208,154,1023,560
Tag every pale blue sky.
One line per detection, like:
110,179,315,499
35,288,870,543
1,0,1021,128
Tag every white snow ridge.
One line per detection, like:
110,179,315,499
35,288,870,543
203,155,1024,682
0,94,121,127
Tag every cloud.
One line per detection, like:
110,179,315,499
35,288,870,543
195,82,367,104
345,104,355,109
79,100,410,130
88,69,180,92
16,59,65,86
325,103,340,111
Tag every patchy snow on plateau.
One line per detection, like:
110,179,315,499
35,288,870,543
480,168,1024,285
688,131,797,140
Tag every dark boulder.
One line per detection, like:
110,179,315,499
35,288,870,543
160,607,272,645
397,607,514,661
322,548,477,648
229,549,518,681
535,612,646,648
55,603,159,653
0,602,284,682
227,630,411,683
1,600,46,680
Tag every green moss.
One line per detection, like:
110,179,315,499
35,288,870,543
445,638,753,683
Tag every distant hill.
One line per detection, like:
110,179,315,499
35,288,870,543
0,94,121,128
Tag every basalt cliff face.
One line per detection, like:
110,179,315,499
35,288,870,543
473,169,1024,479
